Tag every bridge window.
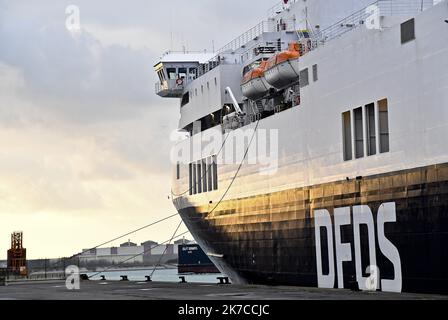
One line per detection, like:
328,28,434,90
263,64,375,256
167,68,177,80
178,68,187,79
189,68,197,80
157,70,165,82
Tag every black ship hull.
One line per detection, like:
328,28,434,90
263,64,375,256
177,163,448,294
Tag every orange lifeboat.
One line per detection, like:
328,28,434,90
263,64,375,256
264,42,300,89
241,61,273,100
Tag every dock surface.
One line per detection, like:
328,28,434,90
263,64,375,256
0,280,446,300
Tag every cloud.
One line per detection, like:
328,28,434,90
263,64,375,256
0,0,276,258
0,22,158,124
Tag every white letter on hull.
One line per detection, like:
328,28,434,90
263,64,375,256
353,205,378,290
314,209,335,288
377,202,402,293
334,207,352,289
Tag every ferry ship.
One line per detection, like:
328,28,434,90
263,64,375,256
154,0,448,294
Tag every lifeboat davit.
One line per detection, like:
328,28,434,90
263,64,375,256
241,61,273,100
264,42,300,89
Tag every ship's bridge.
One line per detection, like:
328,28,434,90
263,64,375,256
154,52,216,98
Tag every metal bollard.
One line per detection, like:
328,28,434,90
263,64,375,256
80,274,89,281
217,277,230,285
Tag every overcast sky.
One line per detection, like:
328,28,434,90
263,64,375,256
0,0,275,259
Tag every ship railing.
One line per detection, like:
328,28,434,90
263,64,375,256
155,79,187,95
239,40,291,65
216,20,273,55
195,12,306,78
319,0,436,44
190,21,273,78
197,59,222,77
200,17,300,74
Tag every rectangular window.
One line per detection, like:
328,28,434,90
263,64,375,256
167,68,177,80
312,64,318,82
214,77,217,86
195,89,198,96
157,71,163,82
188,68,197,80
365,103,376,156
189,157,218,194
300,68,309,88
212,155,218,190
207,157,213,191
181,92,190,107
378,99,390,153
354,107,364,159
189,163,193,195
192,163,197,194
176,162,180,180
160,70,166,82
178,68,187,79
201,85,204,94
342,111,352,161
197,161,202,194
207,82,210,90
202,159,207,192
401,18,415,44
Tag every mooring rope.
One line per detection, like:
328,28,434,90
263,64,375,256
49,119,261,279
149,220,184,279
46,212,180,270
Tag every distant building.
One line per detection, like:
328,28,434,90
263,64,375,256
141,240,158,247
120,240,137,247
79,239,194,267
174,238,191,245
